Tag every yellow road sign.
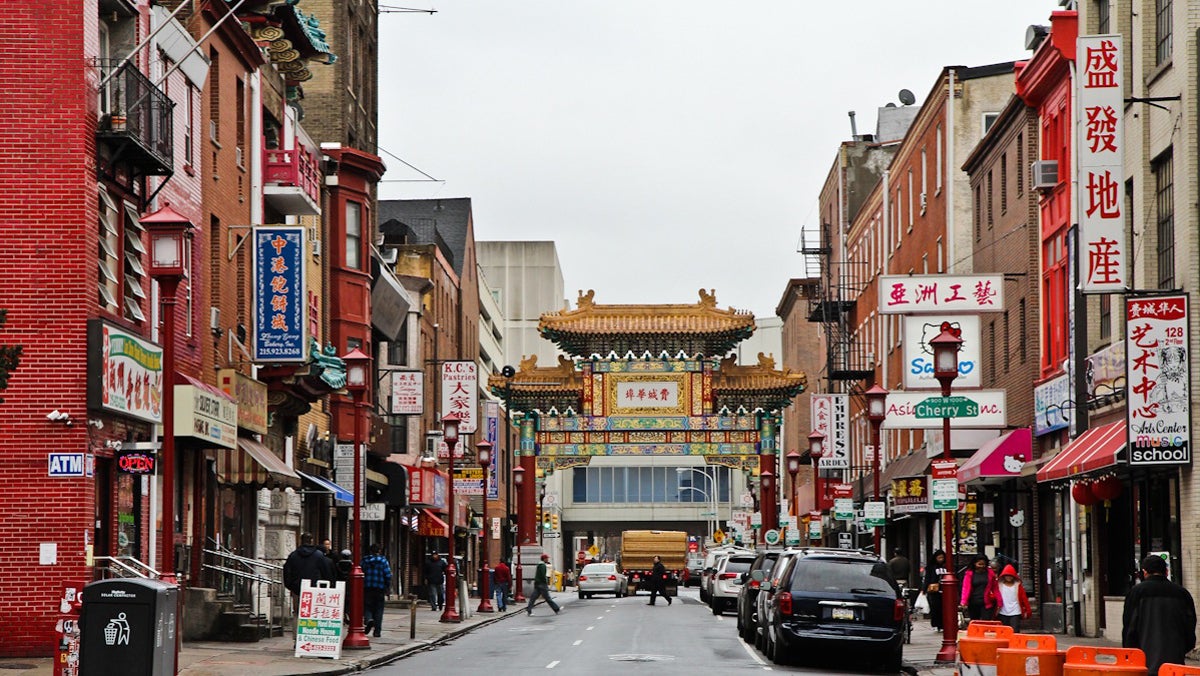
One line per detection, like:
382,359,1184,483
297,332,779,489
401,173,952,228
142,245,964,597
713,530,725,544
587,544,599,557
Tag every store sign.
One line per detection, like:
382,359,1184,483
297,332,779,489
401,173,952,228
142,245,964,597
453,467,485,496
49,453,87,477
1033,373,1071,436
360,503,385,522
1126,295,1190,466
1076,35,1126,292
486,401,499,500
217,369,268,434
390,371,424,415
175,381,237,449
88,320,163,424
408,467,448,510
879,274,1004,314
1086,341,1125,401
811,394,849,469
890,476,930,514
115,450,155,475
294,580,343,659
441,361,478,433
252,226,307,362
882,391,1006,429
903,316,982,389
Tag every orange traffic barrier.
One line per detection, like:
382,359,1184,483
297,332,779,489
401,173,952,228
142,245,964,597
996,634,1066,676
1159,665,1200,676
1062,646,1147,676
957,622,1017,676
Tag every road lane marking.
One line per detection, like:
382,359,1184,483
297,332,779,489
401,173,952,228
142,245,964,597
739,637,768,667
596,616,604,620
716,615,724,621
586,626,595,631
546,660,560,669
573,640,582,646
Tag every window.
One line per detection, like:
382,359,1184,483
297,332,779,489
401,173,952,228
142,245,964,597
986,171,994,228
1155,0,1172,66
1016,133,1025,195
974,185,982,240
184,84,195,166
208,49,219,141
1154,151,1174,289
936,237,944,272
1003,312,1011,373
1097,0,1110,33
907,170,914,228
572,466,729,504
98,187,120,312
983,112,1000,134
989,321,996,378
1000,153,1008,213
235,78,245,167
936,125,943,192
1019,299,1028,363
1099,295,1112,340
346,201,362,269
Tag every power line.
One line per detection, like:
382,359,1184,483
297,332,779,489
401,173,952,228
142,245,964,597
376,144,441,182
379,5,437,13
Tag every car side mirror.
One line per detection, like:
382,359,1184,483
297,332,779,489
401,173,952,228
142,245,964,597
740,572,749,583
750,570,765,582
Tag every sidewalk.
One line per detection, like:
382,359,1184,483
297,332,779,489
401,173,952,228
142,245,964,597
0,595,542,676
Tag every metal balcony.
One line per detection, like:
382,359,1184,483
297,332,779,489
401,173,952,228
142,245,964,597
96,59,173,177
263,142,321,215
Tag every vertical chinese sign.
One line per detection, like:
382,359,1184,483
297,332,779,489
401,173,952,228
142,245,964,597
1126,295,1190,467
441,361,479,433
1076,35,1126,292
811,394,849,469
485,400,500,500
252,226,307,361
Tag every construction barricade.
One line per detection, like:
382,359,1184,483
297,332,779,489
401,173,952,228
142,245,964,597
1158,665,1200,676
1062,646,1147,676
996,634,1066,676
957,621,1017,676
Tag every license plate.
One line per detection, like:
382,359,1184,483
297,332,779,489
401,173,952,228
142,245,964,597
831,607,855,621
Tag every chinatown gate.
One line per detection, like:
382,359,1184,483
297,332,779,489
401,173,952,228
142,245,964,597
490,290,807,552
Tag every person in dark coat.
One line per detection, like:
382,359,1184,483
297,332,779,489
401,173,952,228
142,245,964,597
424,552,448,611
923,549,948,631
1123,555,1196,676
647,555,672,606
283,533,336,624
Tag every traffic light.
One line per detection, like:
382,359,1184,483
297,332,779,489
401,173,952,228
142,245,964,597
551,514,559,530
542,512,551,531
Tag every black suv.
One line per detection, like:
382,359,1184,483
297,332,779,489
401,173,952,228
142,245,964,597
761,548,904,670
736,550,780,643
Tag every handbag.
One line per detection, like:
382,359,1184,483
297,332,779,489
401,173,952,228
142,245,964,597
927,582,940,593
957,608,969,630
914,592,930,614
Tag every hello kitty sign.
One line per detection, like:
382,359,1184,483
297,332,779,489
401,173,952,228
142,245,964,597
1008,508,1025,528
902,315,982,389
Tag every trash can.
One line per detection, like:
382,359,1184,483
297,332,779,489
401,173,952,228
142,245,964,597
79,578,178,676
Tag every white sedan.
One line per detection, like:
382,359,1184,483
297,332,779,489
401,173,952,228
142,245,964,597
577,563,627,598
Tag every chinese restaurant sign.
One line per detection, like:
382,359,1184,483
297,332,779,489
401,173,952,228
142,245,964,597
890,476,930,514
1076,35,1126,292
1126,295,1190,467
878,275,1003,314
294,580,344,659
441,361,478,433
811,394,849,469
88,320,163,424
252,226,307,362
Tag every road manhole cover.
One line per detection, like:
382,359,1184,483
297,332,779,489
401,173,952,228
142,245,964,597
609,654,675,662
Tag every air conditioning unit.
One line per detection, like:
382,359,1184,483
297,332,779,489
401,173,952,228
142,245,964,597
1031,160,1058,190
919,192,927,211
309,227,321,257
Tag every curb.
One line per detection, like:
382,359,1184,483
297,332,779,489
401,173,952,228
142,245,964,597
351,605,524,673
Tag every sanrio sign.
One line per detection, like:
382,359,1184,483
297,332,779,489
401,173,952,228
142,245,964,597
903,316,982,389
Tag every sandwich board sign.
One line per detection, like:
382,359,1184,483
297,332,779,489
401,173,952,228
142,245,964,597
295,580,344,659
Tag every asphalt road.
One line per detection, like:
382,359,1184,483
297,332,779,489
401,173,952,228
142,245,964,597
368,587,904,675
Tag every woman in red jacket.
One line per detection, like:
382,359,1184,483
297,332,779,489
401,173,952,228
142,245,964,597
992,564,1032,630
959,554,999,621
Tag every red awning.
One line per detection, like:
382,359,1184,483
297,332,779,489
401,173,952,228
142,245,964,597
417,510,450,538
1036,422,1126,483
958,428,1033,484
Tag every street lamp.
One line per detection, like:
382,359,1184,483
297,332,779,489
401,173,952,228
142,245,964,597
676,467,718,542
476,440,495,613
538,480,547,548
341,347,371,649
785,451,802,519
441,413,462,623
512,465,526,602
808,430,826,546
759,471,774,545
864,384,889,555
930,326,962,663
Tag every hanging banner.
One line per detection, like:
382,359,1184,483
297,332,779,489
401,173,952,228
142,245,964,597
252,226,307,362
1126,295,1190,466
485,401,500,500
878,274,1003,314
903,316,982,389
811,394,849,469
1076,35,1127,292
441,361,478,433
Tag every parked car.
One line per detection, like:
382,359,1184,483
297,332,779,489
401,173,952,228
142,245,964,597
685,552,705,586
710,552,756,615
737,550,781,642
577,562,627,599
701,545,752,603
754,549,803,652
760,548,905,670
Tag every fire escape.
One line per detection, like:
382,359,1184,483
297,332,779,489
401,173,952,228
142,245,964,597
799,222,873,389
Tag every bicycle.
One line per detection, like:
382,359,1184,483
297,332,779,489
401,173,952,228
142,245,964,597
899,586,921,644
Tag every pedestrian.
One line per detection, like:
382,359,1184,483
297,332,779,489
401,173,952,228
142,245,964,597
525,553,561,616
993,564,1031,631
888,548,912,588
335,548,353,582
424,551,448,611
283,533,335,626
1123,555,1197,676
492,559,512,611
360,543,393,637
322,538,334,558
960,553,998,622
646,555,672,606
923,549,948,631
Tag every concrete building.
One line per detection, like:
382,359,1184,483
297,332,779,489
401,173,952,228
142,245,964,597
476,241,567,369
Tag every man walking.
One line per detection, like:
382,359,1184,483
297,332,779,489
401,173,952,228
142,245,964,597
888,548,912,588
283,533,335,628
1123,555,1196,676
647,555,672,606
424,551,448,611
492,558,512,611
360,543,393,637
526,553,561,616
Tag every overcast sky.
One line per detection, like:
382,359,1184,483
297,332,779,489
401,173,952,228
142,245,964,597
377,1,1057,317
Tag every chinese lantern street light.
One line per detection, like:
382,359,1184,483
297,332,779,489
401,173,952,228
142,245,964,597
441,413,462,623
759,470,774,546
785,450,802,519
864,384,888,555
512,465,526,603
341,347,371,649
930,326,962,663
476,440,495,613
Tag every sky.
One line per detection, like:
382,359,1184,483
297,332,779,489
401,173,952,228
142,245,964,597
377,1,1058,317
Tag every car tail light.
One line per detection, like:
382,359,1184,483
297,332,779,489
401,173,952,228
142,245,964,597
749,579,761,589
779,592,793,616
719,573,738,580
578,576,588,582
607,575,616,581
894,598,906,621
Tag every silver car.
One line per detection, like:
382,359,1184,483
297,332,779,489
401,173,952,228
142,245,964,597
577,562,628,599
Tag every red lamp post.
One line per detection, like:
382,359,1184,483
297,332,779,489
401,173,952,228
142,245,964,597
785,451,802,519
931,327,963,663
759,471,774,545
476,440,495,613
342,347,371,649
864,384,889,555
441,413,463,623
512,465,526,602
808,430,826,512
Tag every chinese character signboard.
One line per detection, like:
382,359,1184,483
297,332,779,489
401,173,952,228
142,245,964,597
878,275,1004,314
453,467,485,496
1033,374,1071,436
252,226,307,362
890,476,930,514
87,320,163,424
1126,295,1190,466
294,580,344,659
486,401,500,500
613,379,680,409
1077,35,1126,292
811,394,849,469
390,371,423,415
903,316,982,389
441,361,478,433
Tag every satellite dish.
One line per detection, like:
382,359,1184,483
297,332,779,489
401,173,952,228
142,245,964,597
898,89,916,106
885,102,897,108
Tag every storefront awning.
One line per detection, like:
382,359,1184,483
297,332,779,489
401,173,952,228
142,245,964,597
881,451,933,488
958,428,1033,485
298,471,353,503
1036,422,1126,483
215,436,301,489
417,510,449,538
